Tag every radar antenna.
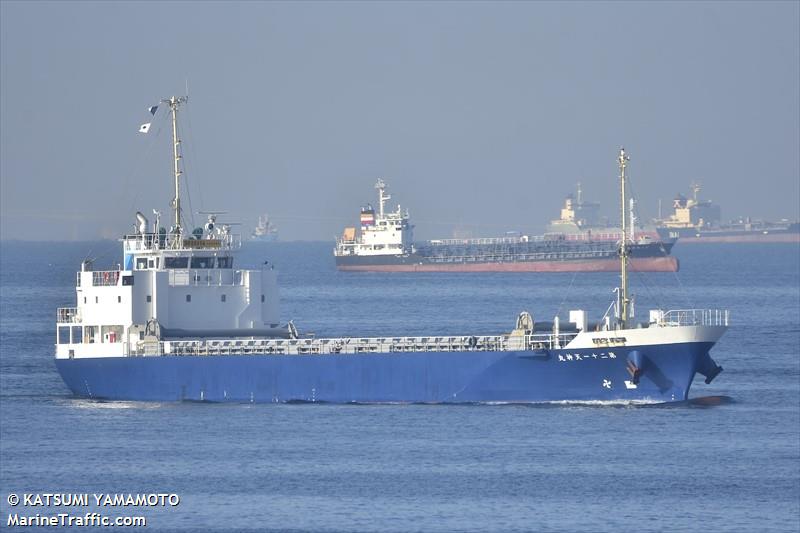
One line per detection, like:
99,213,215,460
375,178,390,218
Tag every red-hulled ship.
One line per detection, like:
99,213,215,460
335,180,678,272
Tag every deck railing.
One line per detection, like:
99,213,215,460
419,249,617,263
57,307,81,323
659,309,729,327
122,232,242,252
92,271,120,286
427,236,545,246
127,332,580,358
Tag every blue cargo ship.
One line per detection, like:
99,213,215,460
54,96,726,403
56,322,725,403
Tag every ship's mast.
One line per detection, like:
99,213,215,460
164,95,188,234
691,182,701,203
375,178,389,218
618,147,631,329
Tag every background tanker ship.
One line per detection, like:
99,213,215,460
655,183,800,243
546,182,661,242
335,180,678,272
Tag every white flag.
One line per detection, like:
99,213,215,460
139,122,151,134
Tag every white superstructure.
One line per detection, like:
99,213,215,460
335,179,414,257
251,214,278,241
55,96,285,361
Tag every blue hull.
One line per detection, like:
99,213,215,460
55,342,719,403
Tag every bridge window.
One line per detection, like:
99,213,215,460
136,257,148,270
164,257,189,269
191,257,213,269
85,326,97,343
217,256,233,268
122,275,134,286
58,326,70,344
102,325,123,343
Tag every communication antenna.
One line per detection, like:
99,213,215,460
618,147,631,329
163,95,189,234
375,178,390,218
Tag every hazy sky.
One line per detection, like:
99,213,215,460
1,1,798,241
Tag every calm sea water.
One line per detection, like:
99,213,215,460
1,241,798,532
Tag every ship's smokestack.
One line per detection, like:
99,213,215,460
135,212,149,234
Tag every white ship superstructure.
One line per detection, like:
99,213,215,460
56,96,286,362
335,179,414,258
251,214,278,241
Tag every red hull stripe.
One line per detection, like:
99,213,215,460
337,257,679,272
677,235,800,244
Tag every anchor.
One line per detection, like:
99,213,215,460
626,350,646,385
